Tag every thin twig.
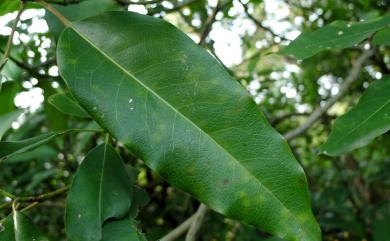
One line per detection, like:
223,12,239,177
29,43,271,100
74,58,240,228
37,0,71,27
0,1,25,72
159,214,197,241
199,1,221,45
148,0,199,15
16,185,69,202
238,0,287,41
185,204,208,241
284,50,374,140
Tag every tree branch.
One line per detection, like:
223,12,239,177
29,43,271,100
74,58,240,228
147,0,199,15
238,0,287,41
198,1,231,45
0,1,25,72
283,50,374,141
159,213,197,241
185,204,208,241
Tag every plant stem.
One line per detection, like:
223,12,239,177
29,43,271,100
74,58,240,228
0,1,25,72
185,204,208,241
36,0,71,27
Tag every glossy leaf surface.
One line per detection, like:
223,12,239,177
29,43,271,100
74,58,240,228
280,15,390,59
57,12,320,241
65,144,133,241
0,109,23,140
48,93,90,118
321,77,390,156
0,211,49,241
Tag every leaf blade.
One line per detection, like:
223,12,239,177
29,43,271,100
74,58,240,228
57,12,320,241
321,76,390,156
280,15,390,59
65,143,133,241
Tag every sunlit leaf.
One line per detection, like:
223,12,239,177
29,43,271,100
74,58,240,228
321,76,390,156
57,12,320,241
65,143,133,241
280,15,390,59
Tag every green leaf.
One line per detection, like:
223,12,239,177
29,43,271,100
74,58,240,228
0,109,23,140
102,217,147,241
373,217,390,241
0,0,19,17
48,93,90,118
321,76,390,156
280,15,390,59
41,81,68,131
0,81,21,115
4,145,57,164
373,28,390,46
45,0,121,40
0,132,62,160
57,12,320,241
0,211,49,241
65,143,133,241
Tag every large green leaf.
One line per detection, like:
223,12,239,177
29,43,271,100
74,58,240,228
65,144,133,241
321,77,390,156
57,12,320,241
0,211,49,241
280,15,390,59
45,0,121,40
48,93,90,118
0,109,23,140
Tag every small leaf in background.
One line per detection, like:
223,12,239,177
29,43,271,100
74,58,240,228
102,217,147,241
48,93,90,118
280,15,390,59
0,81,21,115
65,143,133,241
0,132,62,160
0,211,49,241
321,76,390,156
0,109,23,140
373,27,390,46
57,12,320,241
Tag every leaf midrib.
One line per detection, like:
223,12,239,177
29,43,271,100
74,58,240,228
98,143,108,237
68,25,313,239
